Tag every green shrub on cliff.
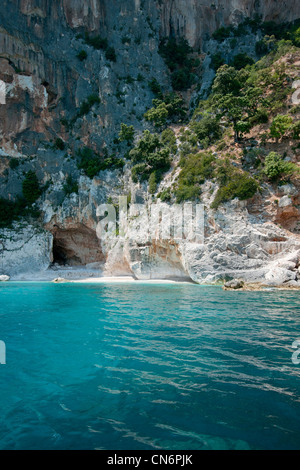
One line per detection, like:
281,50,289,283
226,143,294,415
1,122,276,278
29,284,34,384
211,173,258,209
269,115,293,141
63,176,79,196
77,147,124,179
119,123,135,144
175,152,216,203
78,94,101,117
158,37,198,91
0,198,20,228
264,152,297,181
129,130,171,182
144,93,186,127
22,171,41,204
76,50,88,61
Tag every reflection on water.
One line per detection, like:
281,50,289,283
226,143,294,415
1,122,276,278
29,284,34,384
0,282,299,450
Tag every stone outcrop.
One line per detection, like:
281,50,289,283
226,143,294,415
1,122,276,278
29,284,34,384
0,225,53,276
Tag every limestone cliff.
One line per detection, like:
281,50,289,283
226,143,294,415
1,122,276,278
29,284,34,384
159,0,300,47
0,0,300,286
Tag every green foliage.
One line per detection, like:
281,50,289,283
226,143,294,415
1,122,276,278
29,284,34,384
291,121,300,140
144,102,169,127
105,47,117,62
63,175,79,196
149,171,158,194
83,33,108,50
212,17,300,47
132,163,148,183
148,78,162,97
129,130,171,182
264,151,296,181
119,123,135,144
210,53,225,71
212,26,234,42
212,65,245,95
190,114,222,145
246,62,290,113
144,93,186,127
22,171,41,204
206,58,292,141
158,188,172,202
231,53,255,70
175,152,216,202
78,94,101,117
77,147,124,179
9,158,19,170
122,36,131,44
211,159,258,208
269,114,293,140
261,19,300,45
163,93,187,121
76,50,88,61
159,37,193,71
212,172,258,208
292,27,300,47
161,128,177,154
248,108,269,126
54,138,65,151
0,198,19,228
174,150,258,207
159,37,197,91
80,33,117,61
130,130,160,164
0,197,28,228
171,69,195,91
255,37,276,56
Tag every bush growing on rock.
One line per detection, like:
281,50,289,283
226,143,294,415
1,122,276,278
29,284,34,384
9,158,19,170
22,171,41,204
63,175,79,196
210,53,225,71
144,93,186,128
54,138,65,151
0,198,19,227
264,152,297,181
77,147,124,179
129,130,171,183
105,47,117,62
231,53,255,70
76,50,88,61
149,171,158,194
211,172,258,209
190,114,222,145
119,123,135,144
270,115,293,141
158,36,198,91
148,78,162,97
161,128,177,154
175,152,216,203
78,94,101,117
144,102,169,128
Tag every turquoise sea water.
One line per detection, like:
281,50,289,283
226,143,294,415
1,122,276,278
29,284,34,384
0,282,299,450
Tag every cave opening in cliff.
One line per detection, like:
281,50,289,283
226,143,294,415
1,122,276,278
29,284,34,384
51,225,104,267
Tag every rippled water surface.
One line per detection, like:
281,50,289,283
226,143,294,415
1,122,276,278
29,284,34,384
0,282,299,450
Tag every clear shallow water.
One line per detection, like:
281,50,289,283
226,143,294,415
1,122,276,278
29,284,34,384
0,282,299,450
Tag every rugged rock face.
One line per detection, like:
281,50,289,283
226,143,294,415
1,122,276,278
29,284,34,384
158,0,300,47
0,225,53,276
0,1,299,283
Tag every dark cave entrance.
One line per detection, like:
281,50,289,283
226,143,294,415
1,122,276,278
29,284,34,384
51,225,105,267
